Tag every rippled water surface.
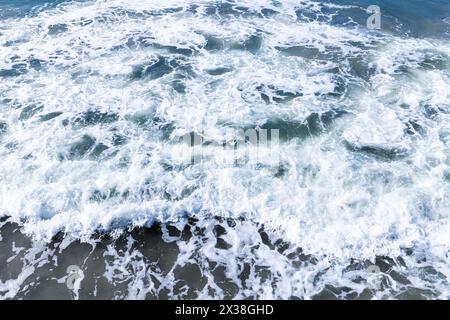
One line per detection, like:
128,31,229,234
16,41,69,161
0,0,449,299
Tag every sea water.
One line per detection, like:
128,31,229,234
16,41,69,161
0,0,449,299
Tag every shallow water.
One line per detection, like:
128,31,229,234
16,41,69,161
0,0,449,299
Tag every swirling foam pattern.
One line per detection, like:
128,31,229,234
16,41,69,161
0,0,449,299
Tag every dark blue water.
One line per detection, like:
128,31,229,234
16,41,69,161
1,0,449,38
1,0,449,27
294,0,450,38
1,0,447,41
0,0,53,18
339,0,450,37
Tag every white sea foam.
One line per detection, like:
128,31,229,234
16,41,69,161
0,0,449,299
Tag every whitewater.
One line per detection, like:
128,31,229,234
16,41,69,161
0,0,449,299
